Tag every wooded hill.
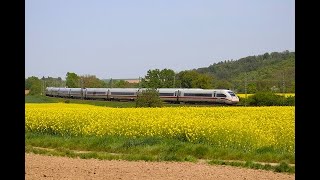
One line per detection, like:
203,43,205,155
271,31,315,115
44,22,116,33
195,50,295,93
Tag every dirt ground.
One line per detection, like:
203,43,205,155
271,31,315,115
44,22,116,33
25,153,294,180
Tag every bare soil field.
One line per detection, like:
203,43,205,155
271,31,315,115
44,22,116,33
26,153,294,180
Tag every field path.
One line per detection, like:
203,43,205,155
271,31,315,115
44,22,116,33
26,153,294,180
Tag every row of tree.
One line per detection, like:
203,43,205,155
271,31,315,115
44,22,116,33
26,50,295,95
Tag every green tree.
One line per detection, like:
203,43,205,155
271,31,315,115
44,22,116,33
25,76,42,95
141,69,162,88
159,68,175,88
135,88,163,107
192,73,214,89
114,80,130,88
80,75,105,88
177,70,214,89
66,72,80,88
141,68,175,88
214,79,232,89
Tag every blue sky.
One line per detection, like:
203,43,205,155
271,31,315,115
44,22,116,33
25,0,295,80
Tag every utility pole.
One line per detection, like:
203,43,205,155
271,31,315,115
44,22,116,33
138,77,141,88
81,78,84,100
173,74,176,88
282,72,286,94
244,72,247,107
43,80,46,96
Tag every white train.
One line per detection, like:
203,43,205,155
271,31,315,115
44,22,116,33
45,87,239,105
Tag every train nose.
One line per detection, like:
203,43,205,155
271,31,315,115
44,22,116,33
232,96,239,103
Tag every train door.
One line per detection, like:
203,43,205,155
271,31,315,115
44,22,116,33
174,90,180,103
82,88,86,99
216,92,227,104
213,91,217,104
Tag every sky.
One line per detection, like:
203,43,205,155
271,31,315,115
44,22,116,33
25,0,295,80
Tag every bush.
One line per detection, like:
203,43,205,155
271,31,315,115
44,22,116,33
247,91,287,106
135,88,163,108
285,96,295,106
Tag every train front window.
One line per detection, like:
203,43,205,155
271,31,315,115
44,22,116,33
216,93,227,97
228,91,236,97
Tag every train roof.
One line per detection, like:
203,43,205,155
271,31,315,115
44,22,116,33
157,88,177,93
85,88,109,92
109,88,139,92
69,88,82,91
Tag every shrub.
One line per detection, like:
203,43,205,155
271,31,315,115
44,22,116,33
135,88,163,107
247,92,287,106
285,96,295,106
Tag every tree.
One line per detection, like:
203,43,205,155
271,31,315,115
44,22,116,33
214,79,232,89
192,73,214,89
141,69,162,88
80,75,105,88
66,72,80,88
25,76,42,95
141,68,175,88
135,88,163,107
114,80,130,88
176,70,214,89
159,68,175,88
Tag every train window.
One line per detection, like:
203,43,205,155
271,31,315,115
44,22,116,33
228,91,236,96
71,91,81,94
111,92,135,95
184,93,212,97
159,93,174,96
216,93,227,97
95,92,106,95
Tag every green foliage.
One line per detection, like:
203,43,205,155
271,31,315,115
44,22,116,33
176,70,214,89
275,162,294,173
25,95,137,107
66,72,80,88
214,79,233,89
26,132,295,171
41,76,65,87
80,74,105,88
141,68,175,88
285,96,295,106
135,88,163,107
246,92,294,106
113,80,130,88
25,76,42,95
25,95,61,103
196,51,295,93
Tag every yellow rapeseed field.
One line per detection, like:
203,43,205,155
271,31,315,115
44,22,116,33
237,93,295,98
25,103,294,153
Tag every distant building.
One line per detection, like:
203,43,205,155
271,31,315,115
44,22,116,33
124,79,140,83
103,78,141,84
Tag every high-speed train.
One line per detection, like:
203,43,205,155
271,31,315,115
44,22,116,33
45,87,239,105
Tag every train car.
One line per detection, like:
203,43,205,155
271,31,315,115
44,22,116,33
50,87,60,97
157,88,179,103
85,88,109,100
45,87,53,96
215,89,239,105
178,89,215,103
69,88,83,99
178,89,239,105
57,88,71,98
109,88,139,101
